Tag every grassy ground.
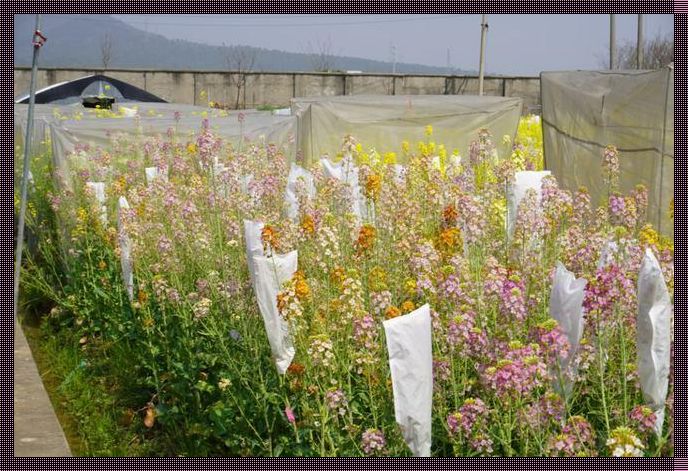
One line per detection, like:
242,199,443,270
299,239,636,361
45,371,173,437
20,309,159,456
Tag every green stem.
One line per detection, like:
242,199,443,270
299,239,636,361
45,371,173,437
597,332,611,436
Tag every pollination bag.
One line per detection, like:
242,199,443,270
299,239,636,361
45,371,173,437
243,220,265,287
117,196,134,301
252,251,298,374
383,304,433,457
145,166,168,186
637,248,672,437
549,262,587,397
506,170,551,238
285,163,315,220
241,174,255,197
85,181,107,225
320,157,365,220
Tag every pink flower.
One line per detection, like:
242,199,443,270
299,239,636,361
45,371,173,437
284,406,296,425
361,428,386,455
629,405,657,436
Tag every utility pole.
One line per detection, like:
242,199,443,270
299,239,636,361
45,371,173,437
637,14,644,69
15,15,44,319
446,48,452,75
391,44,397,74
609,14,616,69
478,14,488,96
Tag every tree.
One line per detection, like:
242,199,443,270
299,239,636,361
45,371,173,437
223,44,257,109
306,36,339,73
100,33,114,69
617,33,673,69
599,32,673,69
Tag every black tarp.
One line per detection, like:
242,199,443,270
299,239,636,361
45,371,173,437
15,74,166,104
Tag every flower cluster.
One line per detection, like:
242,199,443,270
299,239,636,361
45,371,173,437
606,426,645,457
629,405,657,437
482,342,548,398
307,335,335,368
361,429,386,455
325,388,349,417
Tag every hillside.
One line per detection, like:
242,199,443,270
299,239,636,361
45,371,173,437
14,15,475,74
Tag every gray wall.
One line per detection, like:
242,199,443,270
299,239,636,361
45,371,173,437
14,67,542,113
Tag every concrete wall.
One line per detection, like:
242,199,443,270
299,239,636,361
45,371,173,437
14,67,542,113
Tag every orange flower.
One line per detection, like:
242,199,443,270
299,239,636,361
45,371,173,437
385,306,401,320
443,204,459,227
437,227,462,254
364,173,382,201
287,362,305,376
401,300,416,313
356,224,376,252
277,292,288,314
300,214,315,236
261,225,280,251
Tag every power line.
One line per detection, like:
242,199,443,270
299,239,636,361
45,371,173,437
52,14,472,28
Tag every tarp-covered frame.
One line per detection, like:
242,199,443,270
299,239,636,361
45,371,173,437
541,66,673,236
291,94,523,167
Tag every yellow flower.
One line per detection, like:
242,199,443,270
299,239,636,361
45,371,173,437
330,266,346,287
425,125,433,137
98,260,107,271
383,152,397,165
401,300,415,313
401,141,410,154
369,266,387,292
364,173,382,201
300,214,315,236
404,279,417,297
294,271,310,300
187,143,197,155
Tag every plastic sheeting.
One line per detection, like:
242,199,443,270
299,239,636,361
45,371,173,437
292,95,523,166
85,181,107,225
117,196,134,301
506,171,551,238
252,251,298,374
549,262,587,398
541,67,673,237
320,156,366,220
383,304,433,457
243,220,265,287
145,167,168,186
46,108,297,190
637,249,672,437
285,164,315,220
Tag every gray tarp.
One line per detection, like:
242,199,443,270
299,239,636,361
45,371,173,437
291,95,523,166
541,67,673,236
14,102,297,190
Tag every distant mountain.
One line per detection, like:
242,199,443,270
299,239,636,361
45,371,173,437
14,14,475,75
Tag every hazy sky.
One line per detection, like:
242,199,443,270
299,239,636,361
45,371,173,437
112,14,673,75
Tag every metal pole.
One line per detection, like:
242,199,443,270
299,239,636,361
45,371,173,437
392,45,397,74
610,14,616,69
637,14,644,69
478,14,488,96
14,15,43,319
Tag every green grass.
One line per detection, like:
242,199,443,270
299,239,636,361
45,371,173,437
20,310,159,456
